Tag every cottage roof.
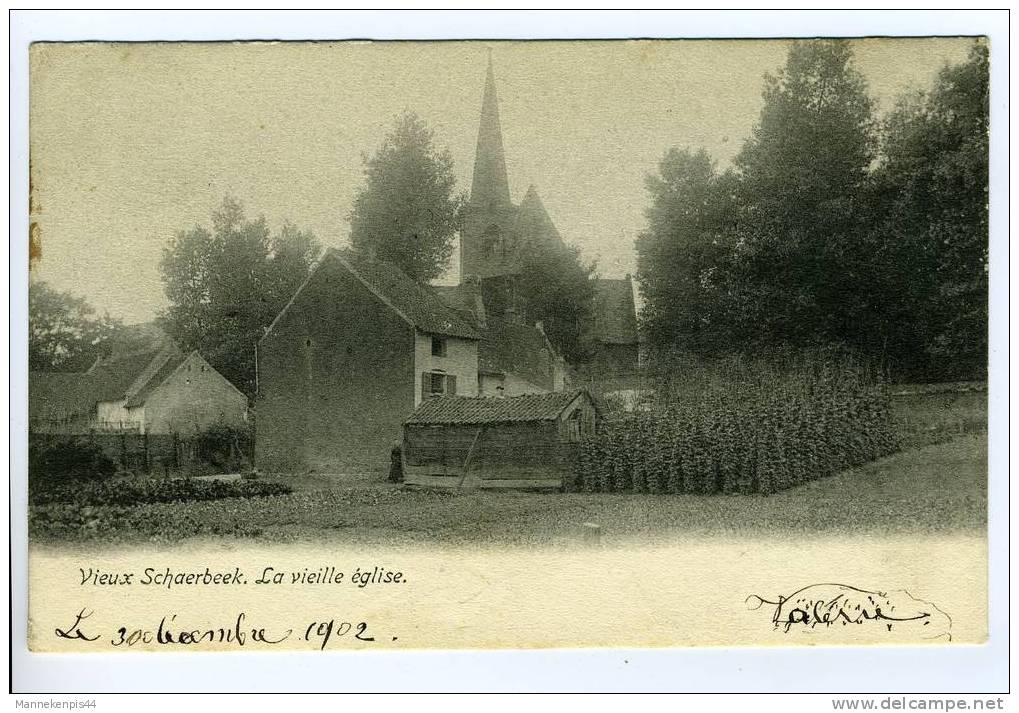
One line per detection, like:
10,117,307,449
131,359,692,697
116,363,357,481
405,389,589,425
593,277,639,345
30,344,190,420
337,250,481,339
478,317,557,390
266,249,481,341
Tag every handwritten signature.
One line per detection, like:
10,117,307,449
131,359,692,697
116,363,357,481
746,583,952,641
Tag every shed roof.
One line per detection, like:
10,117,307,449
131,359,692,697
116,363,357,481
593,277,639,345
405,389,589,425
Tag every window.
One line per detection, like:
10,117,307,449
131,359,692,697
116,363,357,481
422,371,457,400
431,336,447,357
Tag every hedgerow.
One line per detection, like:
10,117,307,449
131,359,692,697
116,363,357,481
30,476,291,507
568,352,897,495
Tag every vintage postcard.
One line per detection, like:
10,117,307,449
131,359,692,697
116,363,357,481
24,36,990,656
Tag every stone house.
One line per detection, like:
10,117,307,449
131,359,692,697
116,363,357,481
255,249,568,472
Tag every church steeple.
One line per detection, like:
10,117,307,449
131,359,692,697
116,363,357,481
470,56,512,209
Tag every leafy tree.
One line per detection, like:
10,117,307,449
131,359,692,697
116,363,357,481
29,281,120,371
635,148,739,352
732,39,878,349
870,41,989,380
349,112,465,282
159,197,320,398
513,241,598,364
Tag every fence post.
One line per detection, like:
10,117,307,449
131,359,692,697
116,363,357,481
143,431,150,474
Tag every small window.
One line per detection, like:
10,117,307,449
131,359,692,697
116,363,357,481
422,371,457,400
430,372,446,395
431,336,446,357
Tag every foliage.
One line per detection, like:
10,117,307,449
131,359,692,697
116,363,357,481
635,149,738,351
568,351,897,495
28,434,985,543
635,39,988,382
158,197,320,398
29,281,121,372
512,241,598,364
868,42,989,381
349,112,465,282
29,437,117,494
29,475,291,507
196,423,253,472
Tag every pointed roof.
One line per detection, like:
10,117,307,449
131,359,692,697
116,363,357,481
516,185,564,249
470,57,512,209
263,249,481,342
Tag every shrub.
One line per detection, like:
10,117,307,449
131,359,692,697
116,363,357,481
573,351,898,495
29,475,291,507
29,437,117,496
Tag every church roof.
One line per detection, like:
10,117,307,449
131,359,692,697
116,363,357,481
470,58,512,209
515,186,564,250
593,277,639,345
478,317,558,391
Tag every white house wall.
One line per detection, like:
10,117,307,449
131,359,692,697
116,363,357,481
143,353,248,435
413,331,479,406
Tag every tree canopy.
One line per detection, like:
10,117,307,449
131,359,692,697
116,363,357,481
349,112,465,282
636,39,988,382
29,281,120,372
158,197,320,398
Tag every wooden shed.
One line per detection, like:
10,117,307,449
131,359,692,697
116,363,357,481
401,389,598,489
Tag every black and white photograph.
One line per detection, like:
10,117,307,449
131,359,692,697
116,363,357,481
10,9,1007,699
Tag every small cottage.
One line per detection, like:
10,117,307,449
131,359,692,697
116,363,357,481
30,343,247,436
401,389,598,489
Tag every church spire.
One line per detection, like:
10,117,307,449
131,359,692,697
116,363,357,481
470,55,512,208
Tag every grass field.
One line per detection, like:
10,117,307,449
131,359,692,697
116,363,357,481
29,434,986,546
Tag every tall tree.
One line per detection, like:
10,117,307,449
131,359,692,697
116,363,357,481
635,148,739,353
349,112,465,282
870,41,989,380
733,39,877,349
29,281,120,371
159,197,320,397
513,242,598,364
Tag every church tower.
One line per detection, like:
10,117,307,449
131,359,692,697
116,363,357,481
460,58,522,281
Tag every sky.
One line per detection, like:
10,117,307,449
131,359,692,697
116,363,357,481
29,38,974,324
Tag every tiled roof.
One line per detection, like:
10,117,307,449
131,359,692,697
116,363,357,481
335,250,481,340
479,317,556,390
405,389,588,425
30,345,186,420
124,351,188,407
593,278,639,345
